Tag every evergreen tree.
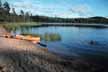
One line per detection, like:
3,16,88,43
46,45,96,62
25,12,30,22
20,10,24,16
12,8,17,22
3,1,10,14
0,0,2,7
20,10,25,22
12,8,16,15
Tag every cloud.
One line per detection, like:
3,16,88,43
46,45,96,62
10,0,40,14
10,1,62,16
70,4,94,17
11,1,33,9
9,0,94,18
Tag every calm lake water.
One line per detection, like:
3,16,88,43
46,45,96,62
12,26,108,63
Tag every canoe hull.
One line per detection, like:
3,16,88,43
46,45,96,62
15,35,40,43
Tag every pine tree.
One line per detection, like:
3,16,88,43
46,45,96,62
12,8,16,15
20,10,24,16
0,0,2,7
25,12,30,22
20,10,25,22
3,1,10,14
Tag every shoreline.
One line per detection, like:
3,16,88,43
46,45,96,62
1,22,108,28
0,27,73,72
0,26,107,72
40,23,108,28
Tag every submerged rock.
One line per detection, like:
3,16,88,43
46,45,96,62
89,40,97,45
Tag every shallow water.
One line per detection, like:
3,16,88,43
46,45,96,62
12,25,108,63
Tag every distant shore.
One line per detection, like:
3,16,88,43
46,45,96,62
40,23,108,28
1,22,108,28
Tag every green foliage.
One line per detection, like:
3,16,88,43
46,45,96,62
0,0,2,7
20,10,24,16
43,33,61,42
0,1,32,23
3,1,10,11
20,32,61,42
21,33,41,37
2,24,18,32
1,22,40,32
0,1,108,23
2,23,61,42
31,16,108,24
21,33,61,42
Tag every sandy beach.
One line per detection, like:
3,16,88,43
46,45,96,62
0,26,102,72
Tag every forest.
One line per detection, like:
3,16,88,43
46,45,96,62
0,1,108,24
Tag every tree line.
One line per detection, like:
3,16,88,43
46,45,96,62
31,16,108,24
0,0,31,22
0,0,108,24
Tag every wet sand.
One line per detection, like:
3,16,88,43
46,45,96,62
0,26,104,72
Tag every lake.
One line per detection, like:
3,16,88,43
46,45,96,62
11,25,108,64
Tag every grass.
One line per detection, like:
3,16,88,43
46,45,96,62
21,32,61,42
43,33,61,41
21,33,41,37
0,22,61,42
0,22,40,27
0,22,41,32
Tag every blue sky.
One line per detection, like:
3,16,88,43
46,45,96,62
3,0,108,18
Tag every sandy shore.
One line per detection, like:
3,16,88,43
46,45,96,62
0,27,103,72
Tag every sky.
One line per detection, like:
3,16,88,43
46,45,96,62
2,0,108,18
